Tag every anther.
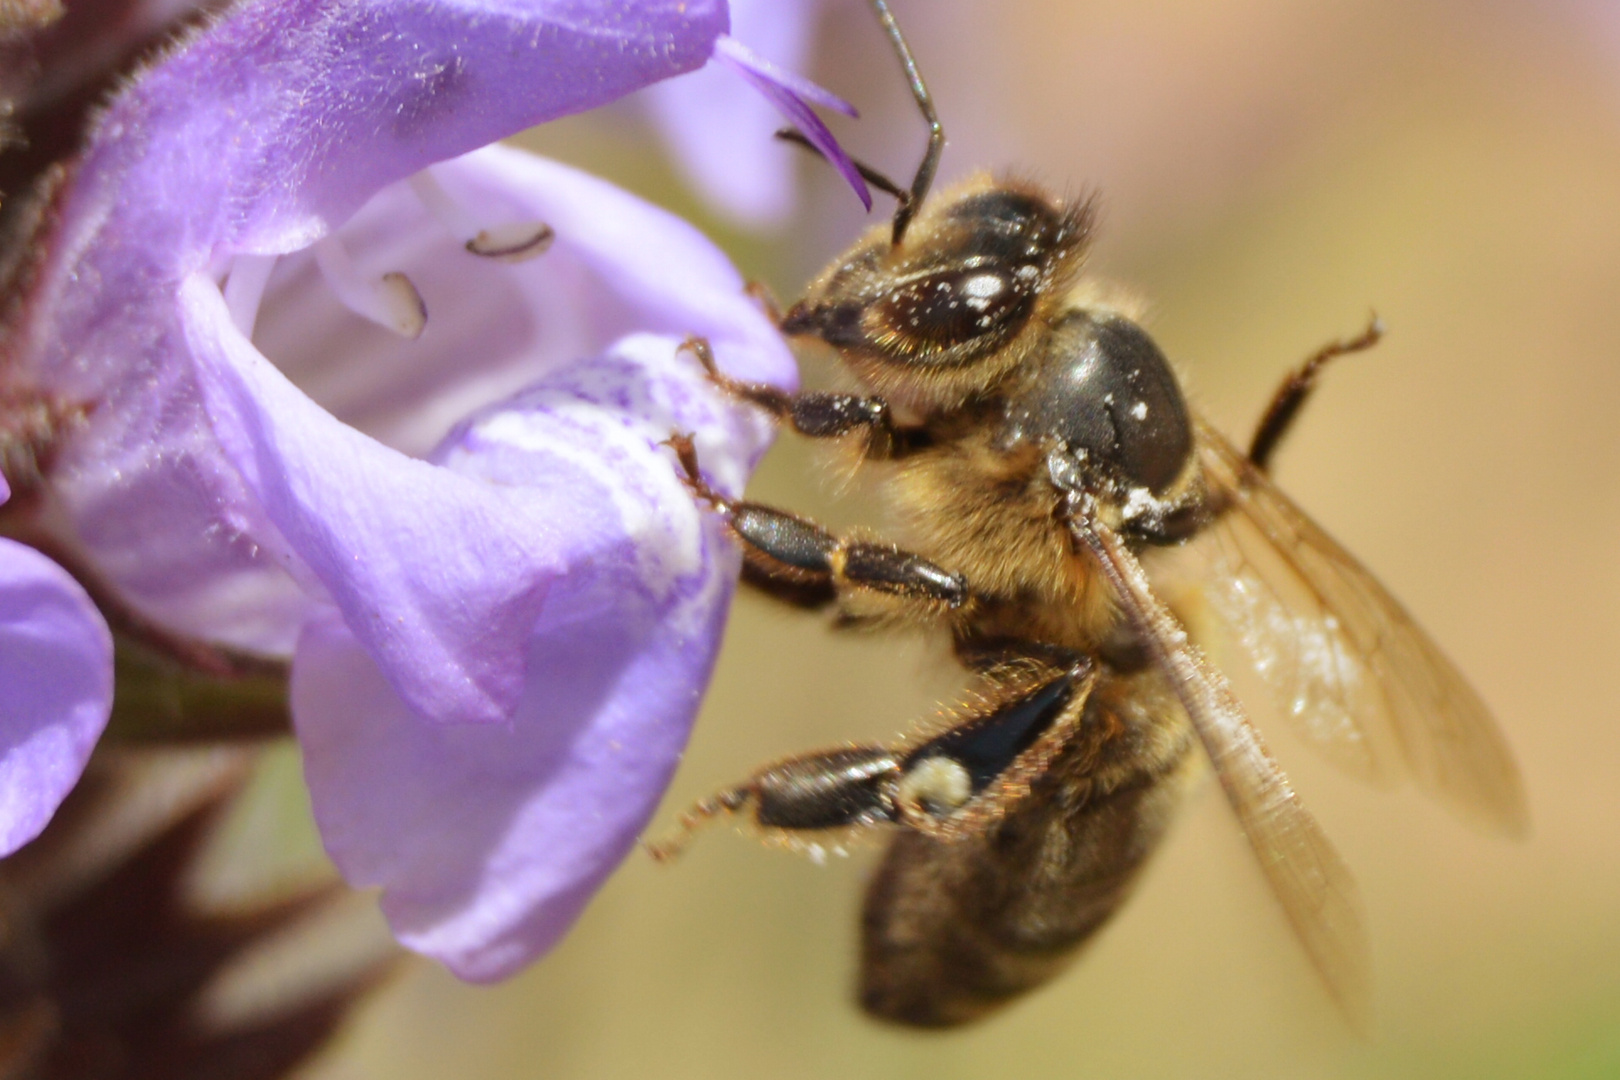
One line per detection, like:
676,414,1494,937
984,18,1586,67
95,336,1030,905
408,169,554,263
466,223,555,262
222,253,278,337
313,237,427,339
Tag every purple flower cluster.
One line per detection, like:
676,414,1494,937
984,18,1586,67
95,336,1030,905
0,0,850,980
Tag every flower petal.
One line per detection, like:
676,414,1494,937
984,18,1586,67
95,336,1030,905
185,272,565,726
716,28,856,118
293,333,765,979
0,538,113,856
7,0,803,974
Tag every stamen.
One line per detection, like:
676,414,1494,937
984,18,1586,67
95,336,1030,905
312,237,427,339
408,169,553,263
465,223,555,262
222,253,278,337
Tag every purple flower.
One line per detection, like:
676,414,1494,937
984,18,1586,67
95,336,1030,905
0,474,113,857
207,147,781,977
0,0,852,978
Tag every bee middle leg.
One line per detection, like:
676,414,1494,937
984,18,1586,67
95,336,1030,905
667,432,967,620
681,336,931,460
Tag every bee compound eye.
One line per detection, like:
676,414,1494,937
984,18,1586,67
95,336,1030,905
879,265,1036,357
896,756,974,818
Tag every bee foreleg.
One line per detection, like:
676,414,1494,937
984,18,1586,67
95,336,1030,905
667,432,968,619
679,336,932,460
743,280,784,323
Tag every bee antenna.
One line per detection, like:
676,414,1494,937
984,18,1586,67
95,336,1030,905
870,0,943,246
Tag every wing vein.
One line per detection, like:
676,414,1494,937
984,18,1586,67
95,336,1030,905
1188,418,1528,836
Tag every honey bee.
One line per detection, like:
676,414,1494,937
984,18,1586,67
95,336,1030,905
649,0,1527,1030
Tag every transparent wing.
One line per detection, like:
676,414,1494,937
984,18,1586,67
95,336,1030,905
1079,515,1371,1031
1188,417,1528,837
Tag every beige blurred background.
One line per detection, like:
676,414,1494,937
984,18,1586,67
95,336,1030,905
292,1,1620,1076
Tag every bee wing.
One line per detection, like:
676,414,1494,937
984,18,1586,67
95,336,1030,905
1185,419,1527,837
1077,515,1371,1030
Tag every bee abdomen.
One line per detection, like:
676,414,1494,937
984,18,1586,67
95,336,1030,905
859,735,1197,1027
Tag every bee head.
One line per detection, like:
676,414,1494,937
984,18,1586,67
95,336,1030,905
781,176,1096,414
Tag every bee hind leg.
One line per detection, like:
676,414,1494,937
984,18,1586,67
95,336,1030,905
645,746,903,861
646,655,1094,861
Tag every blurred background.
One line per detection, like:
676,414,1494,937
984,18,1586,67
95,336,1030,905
260,0,1620,1075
